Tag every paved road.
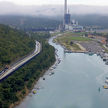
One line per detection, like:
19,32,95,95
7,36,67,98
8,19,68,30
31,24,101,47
0,41,41,81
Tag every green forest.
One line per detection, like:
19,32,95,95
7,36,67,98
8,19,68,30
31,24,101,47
0,26,56,108
0,16,60,31
1,15,108,29
0,24,35,70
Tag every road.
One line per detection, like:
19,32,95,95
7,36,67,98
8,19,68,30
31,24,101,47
0,41,41,81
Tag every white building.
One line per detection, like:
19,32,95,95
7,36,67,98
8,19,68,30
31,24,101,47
64,19,84,32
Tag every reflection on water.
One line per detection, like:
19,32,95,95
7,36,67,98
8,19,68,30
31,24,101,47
16,37,108,108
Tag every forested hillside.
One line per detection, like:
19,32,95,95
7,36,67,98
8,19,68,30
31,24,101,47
0,32,55,108
0,16,60,31
0,24,35,69
1,15,108,29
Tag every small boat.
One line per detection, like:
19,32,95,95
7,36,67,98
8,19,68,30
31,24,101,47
88,52,94,56
105,80,108,84
43,78,45,80
98,87,101,92
103,58,107,61
33,90,37,94
103,85,108,89
49,72,54,76
97,53,100,56
105,62,108,65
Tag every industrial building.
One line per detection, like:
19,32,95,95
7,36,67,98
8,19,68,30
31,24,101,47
64,0,71,25
60,0,84,32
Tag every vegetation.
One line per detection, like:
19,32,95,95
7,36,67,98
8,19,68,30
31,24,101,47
50,32,61,37
71,14,108,29
0,24,35,70
0,27,55,108
56,32,91,41
59,36,91,41
30,32,51,41
54,32,92,43
70,43,81,51
54,32,89,52
2,15,108,30
0,16,60,31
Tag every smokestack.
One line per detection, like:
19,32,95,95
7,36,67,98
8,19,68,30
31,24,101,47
65,0,67,14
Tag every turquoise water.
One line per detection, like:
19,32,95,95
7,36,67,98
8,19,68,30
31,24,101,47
16,37,108,108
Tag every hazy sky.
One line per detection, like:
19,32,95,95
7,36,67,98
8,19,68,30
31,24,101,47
1,0,108,6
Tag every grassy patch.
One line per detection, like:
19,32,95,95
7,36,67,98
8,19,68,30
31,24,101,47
71,44,81,50
51,32,60,37
63,32,86,37
57,32,92,42
60,36,91,41
102,45,108,53
54,32,90,52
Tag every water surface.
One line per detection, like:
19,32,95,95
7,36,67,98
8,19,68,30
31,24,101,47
16,37,108,108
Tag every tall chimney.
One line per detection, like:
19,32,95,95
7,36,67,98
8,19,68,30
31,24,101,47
65,0,67,14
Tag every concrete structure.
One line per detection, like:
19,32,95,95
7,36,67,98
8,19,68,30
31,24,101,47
0,41,41,81
61,0,83,32
64,0,71,26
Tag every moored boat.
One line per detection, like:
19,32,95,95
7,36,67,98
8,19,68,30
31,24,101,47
33,90,37,94
103,85,108,89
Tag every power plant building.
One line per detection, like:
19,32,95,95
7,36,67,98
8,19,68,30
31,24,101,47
64,0,71,25
64,13,71,24
62,0,83,32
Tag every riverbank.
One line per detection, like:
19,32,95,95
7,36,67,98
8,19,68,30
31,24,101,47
10,65,56,108
53,33,90,53
13,44,56,108
12,40,60,108
15,34,108,108
54,32,108,65
0,38,56,108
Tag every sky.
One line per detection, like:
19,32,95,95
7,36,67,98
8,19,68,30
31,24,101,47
1,0,108,6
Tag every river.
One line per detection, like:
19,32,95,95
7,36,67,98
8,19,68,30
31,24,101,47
16,36,108,108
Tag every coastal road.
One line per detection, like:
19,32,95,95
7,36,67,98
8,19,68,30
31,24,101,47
0,41,41,81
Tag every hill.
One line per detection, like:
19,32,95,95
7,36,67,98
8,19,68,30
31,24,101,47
0,16,60,31
0,24,35,69
0,31,56,108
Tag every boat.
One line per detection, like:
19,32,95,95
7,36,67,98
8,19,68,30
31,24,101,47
98,87,101,92
105,61,108,65
49,72,54,76
33,90,37,94
105,80,108,84
97,53,100,56
88,52,94,56
103,85,108,89
43,78,45,80
103,58,107,61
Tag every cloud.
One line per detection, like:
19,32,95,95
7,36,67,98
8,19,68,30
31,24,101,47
0,1,108,16
1,0,108,6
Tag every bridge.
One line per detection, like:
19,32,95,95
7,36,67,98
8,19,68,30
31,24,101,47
0,41,41,81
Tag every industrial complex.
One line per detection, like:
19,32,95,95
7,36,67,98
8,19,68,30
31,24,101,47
60,0,84,32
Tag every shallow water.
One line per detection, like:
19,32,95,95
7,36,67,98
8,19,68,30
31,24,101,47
16,37,108,108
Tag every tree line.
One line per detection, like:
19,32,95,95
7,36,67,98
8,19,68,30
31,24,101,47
0,27,56,108
0,24,35,70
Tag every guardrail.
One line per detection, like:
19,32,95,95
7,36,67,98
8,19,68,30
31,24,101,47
0,41,41,82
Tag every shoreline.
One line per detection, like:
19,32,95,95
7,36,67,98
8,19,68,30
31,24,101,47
53,35,108,65
10,34,108,108
53,39,87,53
11,59,58,108
11,38,59,108
55,40,88,53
